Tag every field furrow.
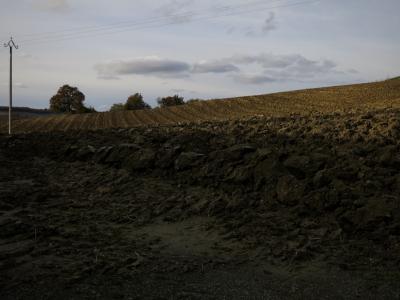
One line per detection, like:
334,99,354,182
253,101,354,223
2,79,400,134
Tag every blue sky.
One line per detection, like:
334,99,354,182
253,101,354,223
1,0,399,110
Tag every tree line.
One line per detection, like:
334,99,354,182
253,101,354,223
49,84,202,114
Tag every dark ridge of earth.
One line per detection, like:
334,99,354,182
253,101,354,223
1,108,400,299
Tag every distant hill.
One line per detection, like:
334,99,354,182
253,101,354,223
0,107,57,119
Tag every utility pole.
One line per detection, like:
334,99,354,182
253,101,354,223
3,37,18,135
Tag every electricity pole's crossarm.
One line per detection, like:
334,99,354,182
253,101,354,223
3,37,18,135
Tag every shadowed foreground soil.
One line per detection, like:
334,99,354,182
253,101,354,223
1,108,400,299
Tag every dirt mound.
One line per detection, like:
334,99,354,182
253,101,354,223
1,108,400,298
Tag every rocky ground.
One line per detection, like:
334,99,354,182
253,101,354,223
1,108,400,299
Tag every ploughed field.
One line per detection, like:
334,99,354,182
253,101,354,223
1,79,400,134
0,107,56,124
1,79,400,299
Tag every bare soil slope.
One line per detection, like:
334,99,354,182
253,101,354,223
1,78,400,134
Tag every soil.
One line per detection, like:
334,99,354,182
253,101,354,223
1,108,400,299
3,78,400,135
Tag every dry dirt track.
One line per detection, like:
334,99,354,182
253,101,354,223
1,103,400,299
1,79,400,134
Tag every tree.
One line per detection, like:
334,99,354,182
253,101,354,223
109,93,151,112
124,93,151,110
157,95,185,107
125,93,151,110
49,85,90,113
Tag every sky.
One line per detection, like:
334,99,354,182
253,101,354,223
0,0,399,110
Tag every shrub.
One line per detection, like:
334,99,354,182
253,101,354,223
81,106,97,113
157,95,185,107
109,93,151,112
125,93,151,110
186,98,203,104
110,103,125,112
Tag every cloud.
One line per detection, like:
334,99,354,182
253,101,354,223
170,89,186,93
1,82,28,88
347,68,359,74
229,12,278,37
15,82,28,89
33,0,70,12
98,104,111,112
226,54,341,80
262,12,277,34
156,0,195,24
95,56,191,79
229,53,295,68
170,88,198,94
192,61,240,73
97,75,121,81
17,52,33,59
283,58,338,78
233,74,277,85
95,53,356,85
226,26,236,35
96,57,239,79
227,53,352,85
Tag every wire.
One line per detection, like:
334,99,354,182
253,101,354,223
17,0,287,40
19,0,320,46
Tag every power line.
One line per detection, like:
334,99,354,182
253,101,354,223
19,0,320,46
21,0,318,44
18,0,287,41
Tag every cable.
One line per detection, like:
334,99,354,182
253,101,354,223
18,0,287,40
19,0,320,46
18,0,289,41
